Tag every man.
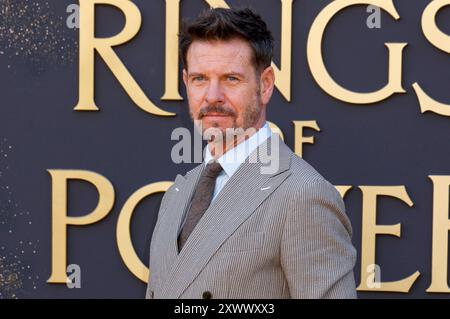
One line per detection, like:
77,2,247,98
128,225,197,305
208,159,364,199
146,7,356,299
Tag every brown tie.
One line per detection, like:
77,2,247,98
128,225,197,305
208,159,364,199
177,160,223,251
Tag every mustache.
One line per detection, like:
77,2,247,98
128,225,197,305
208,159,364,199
198,105,236,119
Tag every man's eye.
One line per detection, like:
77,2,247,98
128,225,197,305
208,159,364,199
192,76,205,82
228,76,239,82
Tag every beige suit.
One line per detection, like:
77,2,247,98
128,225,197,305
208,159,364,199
146,134,356,299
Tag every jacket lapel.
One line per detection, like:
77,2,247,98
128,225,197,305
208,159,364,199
161,134,292,298
152,165,204,288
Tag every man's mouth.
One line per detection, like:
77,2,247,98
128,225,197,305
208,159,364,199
204,113,230,117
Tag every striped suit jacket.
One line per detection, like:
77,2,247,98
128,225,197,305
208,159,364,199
146,134,357,299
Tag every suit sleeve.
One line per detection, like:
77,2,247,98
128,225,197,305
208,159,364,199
145,180,177,299
280,179,357,299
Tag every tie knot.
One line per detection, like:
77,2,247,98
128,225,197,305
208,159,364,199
204,160,223,178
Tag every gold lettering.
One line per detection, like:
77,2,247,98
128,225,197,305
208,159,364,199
117,181,172,283
427,176,450,293
335,185,353,198
307,0,406,104
75,0,174,116
357,185,419,292
293,120,320,157
47,170,114,283
161,0,183,100
413,0,450,117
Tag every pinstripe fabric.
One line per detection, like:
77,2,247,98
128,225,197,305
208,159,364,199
146,134,357,299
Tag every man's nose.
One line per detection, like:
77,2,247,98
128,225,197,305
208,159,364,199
205,80,225,105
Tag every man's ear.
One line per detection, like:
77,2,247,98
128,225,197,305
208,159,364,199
182,69,188,87
260,66,275,105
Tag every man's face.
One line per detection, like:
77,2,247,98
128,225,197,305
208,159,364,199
183,38,272,136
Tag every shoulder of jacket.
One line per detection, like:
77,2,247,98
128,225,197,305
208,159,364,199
286,154,330,187
183,162,204,178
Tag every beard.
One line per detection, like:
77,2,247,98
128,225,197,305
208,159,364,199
190,89,263,137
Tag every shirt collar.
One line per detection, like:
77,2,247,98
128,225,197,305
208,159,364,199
204,121,272,177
